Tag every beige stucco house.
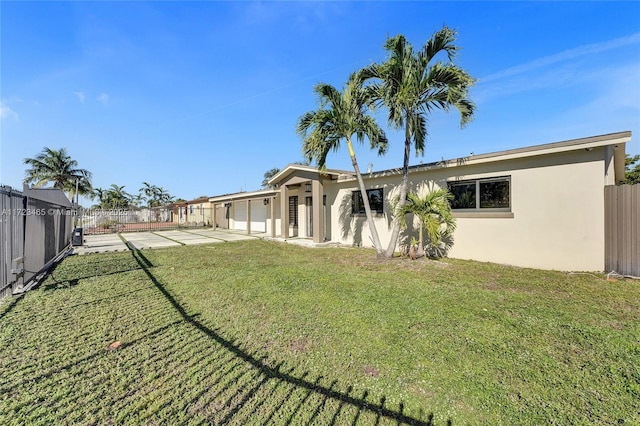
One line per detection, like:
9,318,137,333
209,131,631,271
170,196,213,226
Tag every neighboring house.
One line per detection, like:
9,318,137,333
209,131,631,271
170,197,213,225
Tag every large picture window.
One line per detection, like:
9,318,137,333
448,176,510,211
352,188,384,215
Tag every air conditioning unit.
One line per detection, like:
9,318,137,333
72,228,84,246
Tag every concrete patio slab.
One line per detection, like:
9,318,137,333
154,230,221,245
122,232,181,250
73,229,267,255
186,229,264,242
72,233,128,255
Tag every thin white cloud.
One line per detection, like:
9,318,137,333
0,101,19,122
480,32,640,84
74,91,85,103
559,62,640,129
97,92,109,106
473,32,640,104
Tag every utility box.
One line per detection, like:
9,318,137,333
72,228,84,246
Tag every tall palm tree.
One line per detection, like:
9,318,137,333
362,28,475,257
23,147,92,201
297,72,389,256
395,188,456,258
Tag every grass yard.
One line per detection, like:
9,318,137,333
0,239,638,425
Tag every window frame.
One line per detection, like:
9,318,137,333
447,176,511,213
351,188,384,216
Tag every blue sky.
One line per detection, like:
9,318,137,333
1,1,639,204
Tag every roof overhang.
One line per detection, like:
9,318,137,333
364,131,632,180
268,164,352,187
209,189,278,203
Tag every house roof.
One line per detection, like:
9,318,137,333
360,131,631,182
268,164,352,187
167,196,210,207
205,131,631,202
209,189,278,203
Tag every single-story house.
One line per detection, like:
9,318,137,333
209,131,631,271
169,196,213,226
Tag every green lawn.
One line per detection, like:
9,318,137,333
1,240,638,425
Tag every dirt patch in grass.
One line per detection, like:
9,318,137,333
363,366,380,377
288,337,312,354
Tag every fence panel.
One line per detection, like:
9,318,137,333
82,207,212,235
1,186,74,301
1,186,26,299
23,195,74,285
605,184,640,277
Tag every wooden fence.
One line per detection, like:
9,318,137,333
605,184,639,277
1,185,73,300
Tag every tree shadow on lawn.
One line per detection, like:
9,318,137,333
41,254,145,291
0,295,22,320
129,247,445,425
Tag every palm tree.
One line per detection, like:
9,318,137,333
105,184,132,209
140,181,159,207
297,72,389,256
138,182,174,207
91,187,107,208
23,147,92,200
395,187,456,258
362,28,475,257
155,187,174,206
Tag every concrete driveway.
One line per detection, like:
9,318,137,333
72,229,263,255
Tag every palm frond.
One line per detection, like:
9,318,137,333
23,147,93,199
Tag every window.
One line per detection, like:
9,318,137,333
448,176,510,211
288,196,298,226
352,188,384,215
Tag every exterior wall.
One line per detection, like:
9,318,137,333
215,204,229,229
330,148,607,271
330,174,402,248
229,203,243,231
250,200,267,233
225,200,275,233
448,150,605,271
186,202,213,225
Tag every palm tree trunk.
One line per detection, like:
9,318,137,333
384,135,412,257
417,224,425,258
347,138,385,256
